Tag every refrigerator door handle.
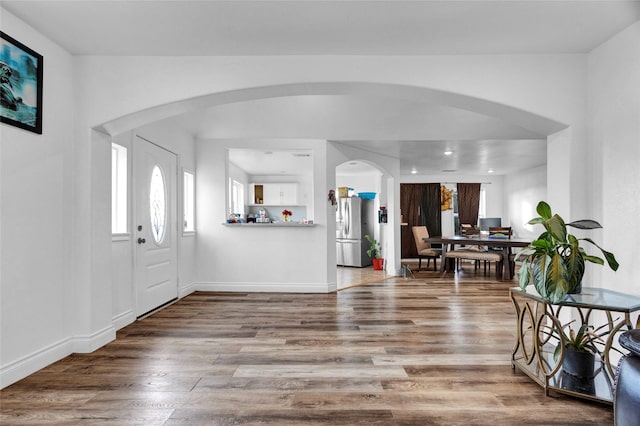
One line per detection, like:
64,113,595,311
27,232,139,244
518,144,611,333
345,201,350,236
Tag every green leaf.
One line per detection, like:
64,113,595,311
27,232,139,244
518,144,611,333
546,252,569,303
517,259,531,290
563,235,585,292
567,219,602,230
536,201,552,220
582,254,604,265
545,214,567,243
531,255,551,299
528,217,545,225
580,237,620,271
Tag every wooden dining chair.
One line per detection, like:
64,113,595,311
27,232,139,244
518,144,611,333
489,226,516,278
489,227,513,238
411,226,441,271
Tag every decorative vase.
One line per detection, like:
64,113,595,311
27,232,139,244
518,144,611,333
372,258,384,271
283,215,289,222
561,346,595,378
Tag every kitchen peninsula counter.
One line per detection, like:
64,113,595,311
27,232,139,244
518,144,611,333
222,222,317,227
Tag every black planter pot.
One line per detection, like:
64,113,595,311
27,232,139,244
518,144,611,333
562,347,595,378
559,371,596,395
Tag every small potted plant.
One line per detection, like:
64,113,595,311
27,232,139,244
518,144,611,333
364,234,384,270
516,201,619,303
552,321,609,378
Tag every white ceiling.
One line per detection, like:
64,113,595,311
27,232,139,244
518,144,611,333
4,1,638,176
4,1,639,55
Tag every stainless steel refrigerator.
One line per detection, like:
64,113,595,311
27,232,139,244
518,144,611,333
336,197,375,267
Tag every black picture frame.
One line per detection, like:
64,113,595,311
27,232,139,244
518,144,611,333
1,31,43,134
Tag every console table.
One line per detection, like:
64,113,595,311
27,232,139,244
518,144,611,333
510,286,640,404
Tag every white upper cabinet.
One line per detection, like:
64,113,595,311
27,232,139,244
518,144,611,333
251,183,298,205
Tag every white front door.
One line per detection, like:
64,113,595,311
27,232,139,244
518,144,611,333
134,136,178,317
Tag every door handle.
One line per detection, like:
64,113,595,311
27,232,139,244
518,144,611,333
137,237,146,244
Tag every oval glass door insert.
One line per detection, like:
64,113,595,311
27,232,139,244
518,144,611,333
149,165,167,244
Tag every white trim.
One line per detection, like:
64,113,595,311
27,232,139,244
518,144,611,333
112,309,136,331
70,325,116,353
112,233,131,242
195,281,331,293
179,282,199,298
0,326,115,389
1,337,73,389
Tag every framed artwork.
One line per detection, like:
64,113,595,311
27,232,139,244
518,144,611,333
1,31,43,134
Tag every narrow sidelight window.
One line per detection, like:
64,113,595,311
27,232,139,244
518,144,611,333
111,143,128,234
183,170,195,232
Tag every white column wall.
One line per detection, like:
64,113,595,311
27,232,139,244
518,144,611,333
0,10,77,387
587,22,640,295
195,139,331,292
504,165,547,241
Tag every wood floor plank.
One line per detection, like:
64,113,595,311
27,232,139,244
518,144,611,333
0,268,614,424
233,364,409,378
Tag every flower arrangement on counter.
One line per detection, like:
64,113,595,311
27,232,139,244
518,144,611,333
282,209,293,222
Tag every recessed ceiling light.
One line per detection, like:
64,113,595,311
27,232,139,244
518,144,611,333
488,169,494,173
411,169,417,174
444,150,453,156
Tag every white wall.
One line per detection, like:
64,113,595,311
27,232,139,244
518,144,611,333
336,172,382,197
504,165,547,240
195,139,332,292
0,9,77,387
587,22,640,295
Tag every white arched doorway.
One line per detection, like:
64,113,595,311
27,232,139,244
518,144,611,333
93,81,567,304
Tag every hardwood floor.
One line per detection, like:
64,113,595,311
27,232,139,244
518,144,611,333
1,268,614,425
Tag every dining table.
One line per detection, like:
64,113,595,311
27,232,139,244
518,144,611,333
425,235,531,280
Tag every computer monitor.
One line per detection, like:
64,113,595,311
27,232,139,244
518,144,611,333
479,217,501,231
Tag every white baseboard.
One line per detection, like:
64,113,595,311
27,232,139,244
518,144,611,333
195,281,332,293
1,337,74,389
179,281,198,298
0,326,115,389
112,309,136,331
71,325,116,353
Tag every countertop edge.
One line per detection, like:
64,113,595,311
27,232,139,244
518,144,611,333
221,223,317,227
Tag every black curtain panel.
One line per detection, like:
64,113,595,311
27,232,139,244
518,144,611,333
420,183,442,238
457,183,481,227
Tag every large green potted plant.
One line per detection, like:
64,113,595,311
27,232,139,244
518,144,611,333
364,234,384,270
516,201,619,303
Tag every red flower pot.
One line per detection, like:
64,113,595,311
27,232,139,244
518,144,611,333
372,258,384,270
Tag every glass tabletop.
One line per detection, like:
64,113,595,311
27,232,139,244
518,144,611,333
511,286,640,313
